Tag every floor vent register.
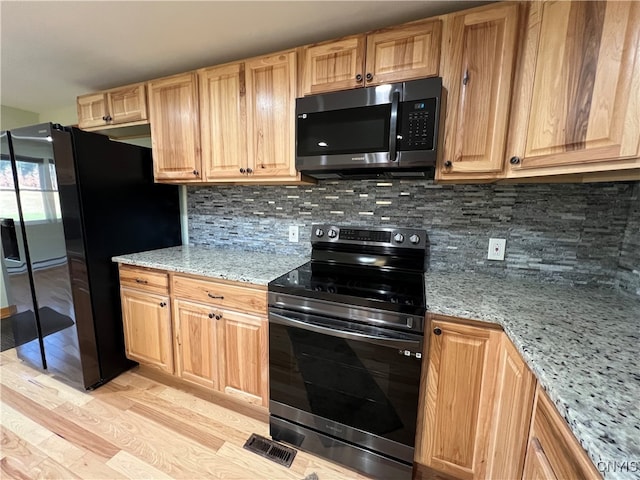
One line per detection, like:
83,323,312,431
243,433,297,468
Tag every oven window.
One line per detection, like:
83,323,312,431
297,105,391,156
269,322,421,447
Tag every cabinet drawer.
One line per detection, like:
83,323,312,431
119,265,169,295
172,274,267,314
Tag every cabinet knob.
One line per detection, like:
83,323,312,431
215,314,222,320
240,168,246,174
444,160,452,168
159,302,166,307
193,169,199,176
246,168,253,174
102,115,109,121
355,74,363,82
208,313,214,319
433,327,442,336
365,73,373,82
509,156,521,165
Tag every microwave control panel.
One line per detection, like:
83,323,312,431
398,97,437,151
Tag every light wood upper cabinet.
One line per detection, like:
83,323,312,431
416,317,502,479
77,83,147,130
148,73,202,181
173,299,218,389
199,63,248,181
217,309,268,406
365,18,442,86
300,35,365,95
522,387,601,480
437,3,520,181
245,51,298,180
120,286,173,374
300,18,441,96
507,1,640,177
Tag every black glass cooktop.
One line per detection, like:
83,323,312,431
268,261,426,316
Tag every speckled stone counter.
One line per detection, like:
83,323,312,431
426,272,640,480
112,245,308,285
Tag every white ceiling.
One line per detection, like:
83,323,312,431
1,1,489,114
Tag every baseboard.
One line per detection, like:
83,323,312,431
0,305,17,319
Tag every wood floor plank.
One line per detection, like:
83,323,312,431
55,399,246,479
128,401,225,450
36,433,87,466
31,373,92,406
28,457,82,480
2,387,120,460
0,427,47,472
0,456,34,480
0,364,65,411
89,382,136,411
106,451,173,480
68,452,128,480
215,441,301,480
0,403,53,446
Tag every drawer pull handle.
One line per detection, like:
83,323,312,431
207,293,224,300
135,278,148,284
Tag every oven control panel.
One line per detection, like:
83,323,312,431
311,224,426,249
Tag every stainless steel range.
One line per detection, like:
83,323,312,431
268,225,427,479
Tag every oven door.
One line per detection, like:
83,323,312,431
268,307,423,463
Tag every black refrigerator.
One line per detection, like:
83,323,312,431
0,123,181,389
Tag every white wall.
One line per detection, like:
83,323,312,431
0,105,40,130
37,104,78,126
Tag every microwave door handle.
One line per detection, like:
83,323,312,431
388,91,400,162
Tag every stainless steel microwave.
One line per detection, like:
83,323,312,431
295,77,442,179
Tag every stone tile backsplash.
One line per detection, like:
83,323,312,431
188,180,639,296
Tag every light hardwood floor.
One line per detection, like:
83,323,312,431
0,349,374,480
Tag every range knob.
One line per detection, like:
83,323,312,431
315,228,324,238
393,233,405,243
328,229,338,238
409,234,420,244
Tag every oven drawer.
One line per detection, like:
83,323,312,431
172,274,267,314
119,265,169,295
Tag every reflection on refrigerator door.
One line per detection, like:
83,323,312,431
0,131,46,367
8,127,82,385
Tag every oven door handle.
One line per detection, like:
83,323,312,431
269,311,423,352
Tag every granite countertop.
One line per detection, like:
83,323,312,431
113,246,638,478
112,245,309,285
426,272,640,480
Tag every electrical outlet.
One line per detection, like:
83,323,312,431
288,225,299,243
487,238,506,261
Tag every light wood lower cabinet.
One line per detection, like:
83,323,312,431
173,299,218,389
523,387,602,480
417,314,600,480
120,287,173,374
416,317,504,480
217,309,268,406
118,265,268,407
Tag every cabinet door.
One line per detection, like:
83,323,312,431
416,318,501,479
148,73,202,181
245,51,298,180
120,288,173,374
217,309,267,406
508,2,640,175
199,63,248,181
173,299,218,389
77,93,108,129
437,3,520,180
299,35,365,95
365,18,442,86
485,335,536,479
523,438,559,480
107,83,148,124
